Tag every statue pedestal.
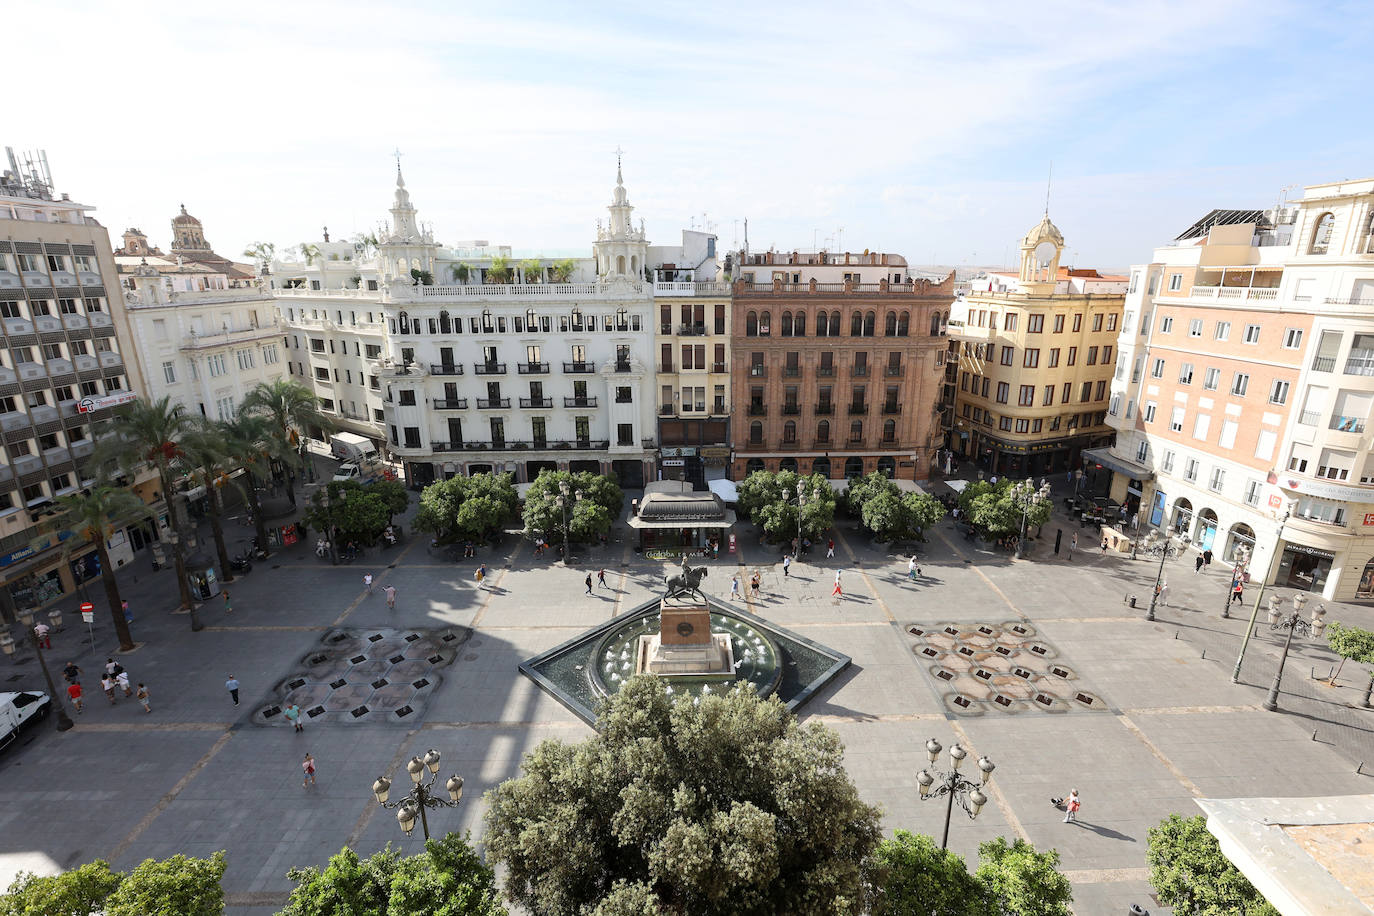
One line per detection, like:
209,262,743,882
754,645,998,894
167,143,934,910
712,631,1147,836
634,600,733,676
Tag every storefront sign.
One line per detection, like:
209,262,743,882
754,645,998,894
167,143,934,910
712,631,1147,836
1363,513,1374,527
76,391,137,414
0,530,75,569
662,459,685,467
1284,543,1335,559
700,447,731,459
1279,477,1373,503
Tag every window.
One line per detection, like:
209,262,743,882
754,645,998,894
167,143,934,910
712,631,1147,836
997,382,1010,404
1129,272,1139,293
1283,328,1303,349
1086,346,1098,366
1067,347,1077,366
1169,273,1183,292
162,361,176,384
262,344,279,365
1219,420,1238,449
1043,385,1055,406
1184,458,1199,482
314,366,330,381
1193,415,1210,440
1027,314,1044,333
1095,380,1106,400
236,348,254,370
999,416,1013,431
1161,450,1174,472
1243,324,1260,344
1048,348,1060,368
1092,314,1103,332
1136,440,1149,462
1244,480,1263,506
1000,346,1014,366
1023,348,1039,368
1003,313,1018,331
1178,363,1194,385
1215,321,1231,341
1309,212,1334,254
1203,368,1220,390
1255,429,1277,460
617,423,633,446
1169,406,1184,432
1126,400,1136,419
1151,358,1165,379
398,390,416,406
1052,314,1064,333
208,354,227,377
1160,316,1173,334
1269,379,1290,404
1209,467,1225,492
1102,345,1112,364
1015,419,1029,433
849,420,863,442
616,386,632,404
1106,313,1117,331
215,396,235,421
1061,382,1071,404
1079,381,1092,403
1018,385,1034,406
1231,373,1249,396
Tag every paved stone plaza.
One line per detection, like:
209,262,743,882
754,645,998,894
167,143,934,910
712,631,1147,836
3,477,1373,915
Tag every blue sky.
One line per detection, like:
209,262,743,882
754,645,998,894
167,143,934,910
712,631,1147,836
8,0,1372,270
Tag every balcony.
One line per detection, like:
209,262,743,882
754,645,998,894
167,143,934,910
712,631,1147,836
429,362,465,377
433,398,468,410
611,361,630,373
711,362,727,373
748,404,767,416
517,361,550,374
811,439,831,448
814,403,834,415
782,404,801,415
658,364,674,374
850,365,869,378
816,366,835,377
742,440,769,451
615,394,633,403
1186,286,1279,302
748,365,767,378
882,403,902,415
782,366,801,377
659,405,675,416
1343,350,1374,377
477,397,511,409
563,361,596,373
677,324,708,336
431,441,465,452
884,365,903,377
848,404,869,415
474,362,507,375
654,281,733,296
1311,356,1336,372
519,397,553,408
564,396,598,408
1330,415,1366,434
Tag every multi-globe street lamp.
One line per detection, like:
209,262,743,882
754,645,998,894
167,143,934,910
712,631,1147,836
791,480,807,555
1262,594,1327,713
1009,478,1052,559
1232,508,1294,683
916,737,996,850
1222,544,1251,620
0,608,75,732
372,749,465,841
555,480,584,564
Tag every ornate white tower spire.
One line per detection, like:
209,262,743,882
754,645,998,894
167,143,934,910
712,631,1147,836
594,150,648,281
378,156,437,283
1018,213,1064,292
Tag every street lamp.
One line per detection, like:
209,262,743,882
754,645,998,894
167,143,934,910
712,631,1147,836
320,489,339,566
1262,594,1326,712
167,528,203,632
1144,525,1172,622
1010,478,1052,559
371,748,464,841
1,608,75,732
1232,509,1293,684
791,480,807,555
556,481,583,564
1222,544,1251,620
916,737,996,850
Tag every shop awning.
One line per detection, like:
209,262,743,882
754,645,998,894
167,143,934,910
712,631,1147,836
1081,447,1154,481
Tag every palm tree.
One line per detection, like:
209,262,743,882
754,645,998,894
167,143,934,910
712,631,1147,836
241,241,276,268
239,379,333,507
299,243,322,266
181,421,241,582
220,412,283,555
99,397,196,614
54,486,154,651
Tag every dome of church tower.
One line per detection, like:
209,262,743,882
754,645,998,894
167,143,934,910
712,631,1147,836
1022,214,1064,248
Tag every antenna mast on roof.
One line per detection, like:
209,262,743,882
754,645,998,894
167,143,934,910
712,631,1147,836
1044,161,1053,216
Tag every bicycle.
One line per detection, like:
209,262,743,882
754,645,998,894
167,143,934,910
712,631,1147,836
1147,543,1179,560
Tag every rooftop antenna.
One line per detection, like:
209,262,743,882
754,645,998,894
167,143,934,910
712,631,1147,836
393,147,403,175
743,218,749,255
1044,161,1053,216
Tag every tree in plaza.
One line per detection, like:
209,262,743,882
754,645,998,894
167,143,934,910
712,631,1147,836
853,476,948,543
1325,621,1374,707
239,379,334,505
0,853,226,916
180,420,242,581
414,473,519,543
844,471,894,517
302,481,392,545
974,837,1073,916
218,413,283,555
1147,813,1279,916
736,470,835,544
369,478,412,522
866,830,990,916
0,860,121,916
520,470,623,546
484,677,881,916
98,396,196,611
54,485,153,651
905,490,948,536
958,479,1050,537
277,834,505,916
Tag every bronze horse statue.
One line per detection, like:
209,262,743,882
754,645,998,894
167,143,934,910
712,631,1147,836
664,559,709,602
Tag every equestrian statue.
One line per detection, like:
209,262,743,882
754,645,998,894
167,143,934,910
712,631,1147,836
664,555,709,603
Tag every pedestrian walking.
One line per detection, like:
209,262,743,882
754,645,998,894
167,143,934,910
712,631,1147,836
1068,533,1077,561
223,589,232,614
730,575,741,600
1194,554,1204,573
1101,537,1109,554
534,536,545,558
832,569,843,598
63,662,81,684
33,622,51,649
598,568,608,588
285,703,303,732
1232,579,1244,605
750,571,761,598
908,556,920,581
67,681,83,712
826,538,835,558
101,675,117,704
302,753,316,788
1203,548,1213,568
226,675,240,706
116,670,132,697
585,573,593,595
363,573,373,593
105,657,118,678
1063,789,1080,823
782,555,792,577
475,563,487,590
1157,580,1170,607
136,683,150,713
122,599,132,623
383,585,396,610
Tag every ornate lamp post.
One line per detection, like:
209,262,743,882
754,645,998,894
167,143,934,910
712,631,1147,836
556,481,584,564
320,490,338,566
1222,544,1251,620
916,737,996,850
1233,509,1293,683
1010,478,1052,559
371,748,464,841
1143,527,1172,623
1262,594,1326,712
167,528,203,632
792,480,807,555
1,608,75,732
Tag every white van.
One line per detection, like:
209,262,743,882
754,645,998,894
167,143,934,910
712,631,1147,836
1,691,51,750
330,432,378,464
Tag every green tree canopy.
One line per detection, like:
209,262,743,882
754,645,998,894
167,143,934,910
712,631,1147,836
303,481,393,544
974,837,1073,916
552,258,577,283
1,853,226,916
278,833,505,916
866,830,990,916
519,258,544,283
844,471,894,517
520,470,622,545
957,479,1051,537
55,484,153,650
0,860,122,916
1326,621,1374,706
414,473,519,542
736,471,836,544
1147,813,1278,916
369,478,412,520
484,677,881,916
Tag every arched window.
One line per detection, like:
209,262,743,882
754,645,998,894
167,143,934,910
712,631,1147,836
779,457,798,473
759,311,771,335
877,456,896,477
816,311,828,337
439,310,451,334
1310,212,1334,254
885,312,897,336
817,419,830,443
631,255,639,274
831,311,841,337
850,419,863,441
882,419,896,442
812,456,831,478
898,311,910,336
746,458,765,474
930,310,943,335
749,421,763,443
864,311,876,336
781,311,793,336
1358,557,1374,598
783,420,797,443
746,311,758,336
851,311,863,336
844,456,865,478
794,312,806,336
616,255,626,274
942,311,950,333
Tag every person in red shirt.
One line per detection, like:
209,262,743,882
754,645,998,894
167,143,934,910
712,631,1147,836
66,681,83,712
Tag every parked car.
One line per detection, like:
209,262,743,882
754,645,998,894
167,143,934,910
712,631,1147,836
0,691,51,750
332,456,387,484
